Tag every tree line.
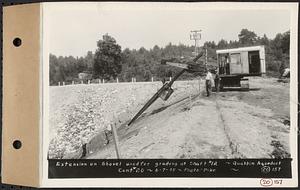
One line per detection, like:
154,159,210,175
49,29,290,85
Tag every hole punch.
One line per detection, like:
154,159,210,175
13,140,22,149
13,37,22,47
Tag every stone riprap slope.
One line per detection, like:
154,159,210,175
48,81,199,158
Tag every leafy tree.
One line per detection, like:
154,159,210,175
93,34,122,80
76,57,86,73
85,51,94,71
259,34,270,46
217,39,228,49
238,29,258,45
270,33,284,59
281,31,290,54
204,41,216,49
143,70,152,81
228,40,240,48
138,47,147,54
166,70,173,77
49,29,291,84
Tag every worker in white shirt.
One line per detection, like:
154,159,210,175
205,69,214,97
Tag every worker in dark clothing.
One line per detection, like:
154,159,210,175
205,69,214,97
214,69,220,92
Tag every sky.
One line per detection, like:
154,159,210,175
44,2,291,57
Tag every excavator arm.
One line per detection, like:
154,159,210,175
127,52,204,126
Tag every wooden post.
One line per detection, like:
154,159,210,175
117,78,119,83
88,80,90,84
131,77,133,83
99,79,101,84
81,80,83,84
111,123,120,159
58,82,60,86
62,82,65,86
72,81,74,85
102,79,105,83
151,77,154,82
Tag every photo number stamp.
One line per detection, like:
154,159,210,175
260,178,283,187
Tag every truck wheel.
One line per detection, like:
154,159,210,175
241,79,249,91
219,84,224,91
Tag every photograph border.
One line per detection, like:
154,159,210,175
41,1,298,188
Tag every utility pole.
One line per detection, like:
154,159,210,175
190,30,203,97
190,30,202,56
205,46,208,68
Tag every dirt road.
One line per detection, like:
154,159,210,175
86,77,290,159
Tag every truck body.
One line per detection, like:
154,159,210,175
216,45,266,90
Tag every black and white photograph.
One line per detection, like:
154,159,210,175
42,2,298,186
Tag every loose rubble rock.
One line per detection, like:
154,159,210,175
48,83,161,158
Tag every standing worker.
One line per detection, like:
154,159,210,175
214,69,220,92
205,69,214,97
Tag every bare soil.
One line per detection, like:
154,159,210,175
49,77,290,159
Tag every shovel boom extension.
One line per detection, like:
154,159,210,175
192,51,204,62
127,52,203,126
162,51,205,72
127,69,185,126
